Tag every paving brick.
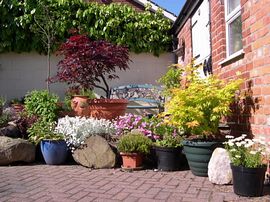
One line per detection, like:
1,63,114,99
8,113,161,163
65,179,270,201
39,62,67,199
1,165,270,202
77,196,96,202
123,196,139,202
154,191,171,200
112,192,130,200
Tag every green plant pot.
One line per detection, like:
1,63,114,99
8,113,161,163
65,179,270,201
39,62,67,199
183,140,222,177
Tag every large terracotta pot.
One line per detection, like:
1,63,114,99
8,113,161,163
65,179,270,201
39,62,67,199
71,95,90,117
88,98,128,120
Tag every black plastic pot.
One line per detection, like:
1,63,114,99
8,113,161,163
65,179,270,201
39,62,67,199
183,140,222,177
231,164,266,197
154,146,182,171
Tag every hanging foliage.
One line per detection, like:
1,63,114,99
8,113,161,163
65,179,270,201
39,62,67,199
0,0,172,55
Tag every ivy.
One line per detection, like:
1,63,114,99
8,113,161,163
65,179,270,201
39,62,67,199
0,0,172,55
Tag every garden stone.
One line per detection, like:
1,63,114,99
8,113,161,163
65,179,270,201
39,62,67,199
0,124,21,138
208,147,232,185
0,136,35,165
72,135,116,168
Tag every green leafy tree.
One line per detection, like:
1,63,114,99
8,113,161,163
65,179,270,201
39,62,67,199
1,1,172,55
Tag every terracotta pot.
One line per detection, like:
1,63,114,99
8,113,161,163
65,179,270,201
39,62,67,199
71,95,90,117
120,152,143,168
88,99,128,120
11,104,24,113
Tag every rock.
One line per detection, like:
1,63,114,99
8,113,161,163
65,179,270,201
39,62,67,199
0,136,35,165
0,124,21,138
208,147,232,185
72,135,116,168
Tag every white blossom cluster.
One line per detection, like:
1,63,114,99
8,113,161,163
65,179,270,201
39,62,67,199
224,134,270,167
55,116,115,150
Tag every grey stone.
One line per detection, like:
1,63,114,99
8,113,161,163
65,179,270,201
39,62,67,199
72,135,116,168
208,147,232,185
0,136,35,165
0,124,21,138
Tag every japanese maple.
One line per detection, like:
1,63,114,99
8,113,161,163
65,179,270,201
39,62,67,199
50,35,130,98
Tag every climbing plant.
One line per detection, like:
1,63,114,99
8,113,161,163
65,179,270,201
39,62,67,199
0,0,172,55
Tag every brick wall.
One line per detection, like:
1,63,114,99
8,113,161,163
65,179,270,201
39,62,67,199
177,19,192,66
176,0,270,138
210,0,270,138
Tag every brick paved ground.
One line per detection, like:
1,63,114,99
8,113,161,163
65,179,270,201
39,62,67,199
0,164,269,202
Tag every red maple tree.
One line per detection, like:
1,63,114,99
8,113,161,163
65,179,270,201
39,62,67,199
50,35,130,98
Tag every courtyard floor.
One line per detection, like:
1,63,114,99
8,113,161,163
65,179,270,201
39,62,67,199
0,164,270,202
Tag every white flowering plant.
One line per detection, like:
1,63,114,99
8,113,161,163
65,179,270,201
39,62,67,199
55,116,115,151
224,134,270,168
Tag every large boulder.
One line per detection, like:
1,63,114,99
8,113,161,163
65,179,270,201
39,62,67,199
208,147,232,185
0,136,35,165
72,135,116,168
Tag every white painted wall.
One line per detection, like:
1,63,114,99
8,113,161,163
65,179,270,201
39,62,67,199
0,52,174,101
191,0,210,64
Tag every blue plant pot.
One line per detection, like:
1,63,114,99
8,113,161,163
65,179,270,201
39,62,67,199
40,140,68,165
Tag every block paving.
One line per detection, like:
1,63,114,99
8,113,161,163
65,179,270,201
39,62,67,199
0,164,269,202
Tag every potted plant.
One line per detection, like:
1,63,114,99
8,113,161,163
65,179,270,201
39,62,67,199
27,120,67,165
117,131,153,169
49,34,130,119
164,62,242,176
24,90,67,164
10,97,24,113
224,134,269,197
144,114,184,171
61,86,96,117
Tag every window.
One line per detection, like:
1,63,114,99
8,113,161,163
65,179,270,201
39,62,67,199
225,0,243,57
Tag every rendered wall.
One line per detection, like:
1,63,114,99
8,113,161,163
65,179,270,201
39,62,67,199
0,52,174,101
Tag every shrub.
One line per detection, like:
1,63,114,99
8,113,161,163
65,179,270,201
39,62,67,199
24,90,60,122
55,116,115,151
27,120,64,145
117,132,153,154
166,62,242,139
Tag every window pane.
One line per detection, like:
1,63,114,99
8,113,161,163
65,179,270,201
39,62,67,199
228,0,240,14
229,16,243,55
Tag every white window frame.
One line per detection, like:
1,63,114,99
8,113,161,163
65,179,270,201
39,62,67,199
224,0,243,58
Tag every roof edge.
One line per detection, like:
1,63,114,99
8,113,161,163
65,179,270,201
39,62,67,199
171,0,203,34
133,0,177,21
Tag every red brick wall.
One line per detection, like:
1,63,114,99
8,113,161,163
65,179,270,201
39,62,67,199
177,19,192,66
176,0,270,138
86,0,145,11
210,0,270,138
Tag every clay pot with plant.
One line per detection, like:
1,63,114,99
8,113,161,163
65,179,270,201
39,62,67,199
49,34,130,119
117,131,153,169
162,62,243,176
10,97,24,113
